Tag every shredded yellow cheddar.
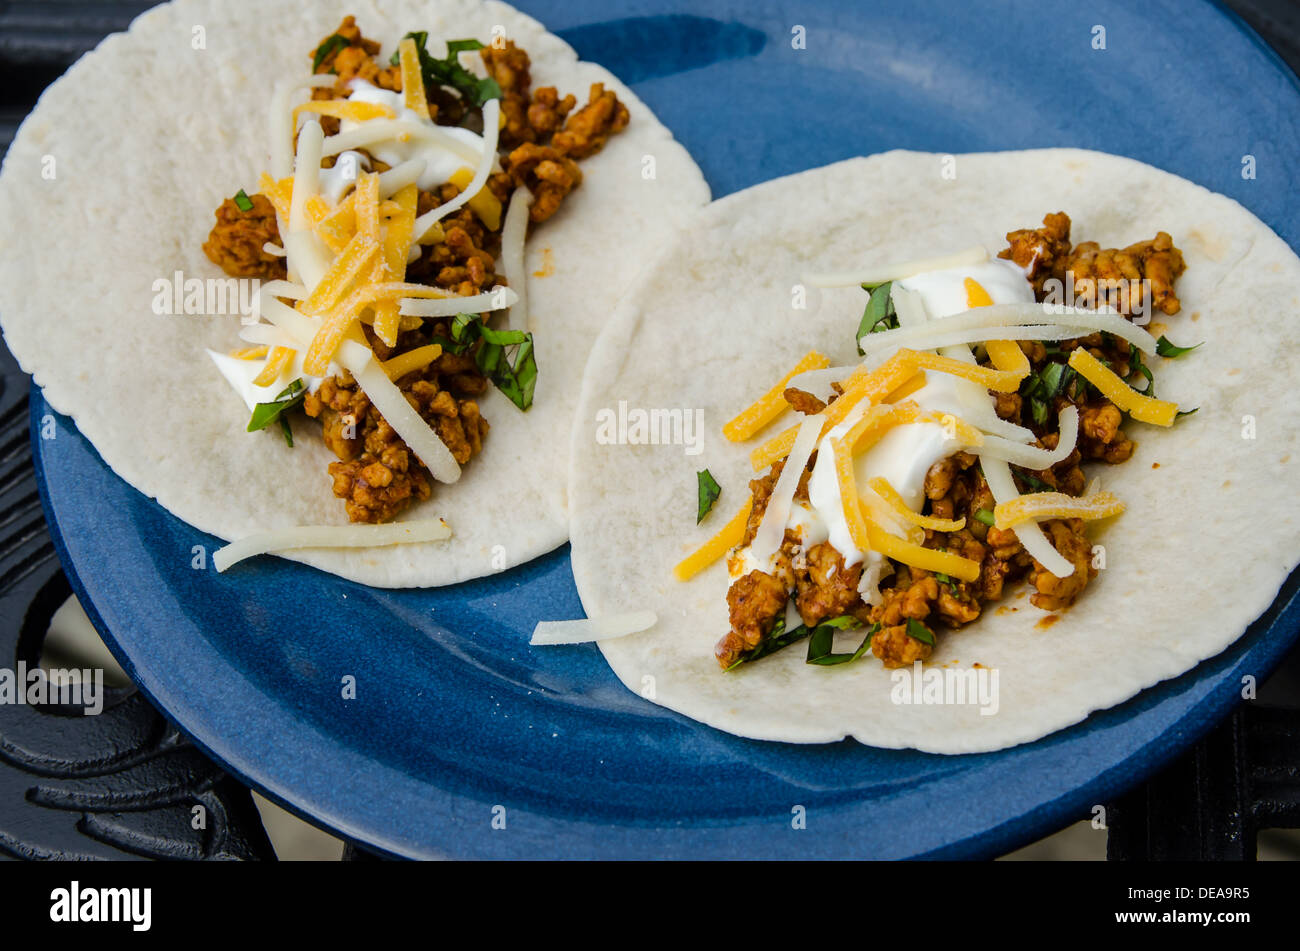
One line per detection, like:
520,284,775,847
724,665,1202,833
723,350,831,442
674,497,753,581
863,514,981,582
867,476,966,532
398,37,431,120
252,345,296,387
449,167,503,231
1067,348,1178,426
994,490,1126,531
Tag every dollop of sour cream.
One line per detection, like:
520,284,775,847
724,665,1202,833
341,80,487,192
729,255,1036,603
319,150,370,205
897,257,1034,320
207,349,326,413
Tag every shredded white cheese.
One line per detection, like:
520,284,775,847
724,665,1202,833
256,280,308,301
976,405,1080,469
859,303,1158,359
269,75,336,179
321,118,482,166
377,159,428,198
257,296,323,349
498,186,534,331
289,120,324,233
981,457,1074,578
529,612,658,645
889,285,929,328
344,357,462,484
398,285,517,318
284,120,332,290
412,97,500,242
214,518,452,572
751,415,824,565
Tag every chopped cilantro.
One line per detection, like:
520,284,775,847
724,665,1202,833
856,281,898,353
433,313,537,410
725,614,806,670
696,470,721,523
1155,335,1202,358
247,379,306,447
311,33,349,72
391,33,501,107
806,617,878,666
905,618,935,646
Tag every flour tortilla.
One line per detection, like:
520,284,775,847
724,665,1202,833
0,0,708,587
568,149,1300,753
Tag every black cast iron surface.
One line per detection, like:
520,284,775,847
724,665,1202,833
0,0,1297,862
0,344,275,860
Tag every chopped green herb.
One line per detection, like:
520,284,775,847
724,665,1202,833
1042,361,1078,400
1013,467,1053,493
233,189,254,213
445,38,487,56
727,614,876,670
806,618,879,666
1176,407,1199,419
434,313,537,410
1038,361,1066,396
725,614,810,670
905,618,935,646
392,33,501,107
1128,347,1155,397
1155,335,1202,359
1020,358,1078,426
247,379,306,447
932,550,960,595
696,469,721,523
974,508,996,527
311,33,349,72
856,281,898,353
820,615,863,630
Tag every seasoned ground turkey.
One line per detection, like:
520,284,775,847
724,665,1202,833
312,16,398,100
407,190,503,296
201,194,286,280
483,40,629,222
1000,211,1186,317
717,212,1181,668
302,324,490,523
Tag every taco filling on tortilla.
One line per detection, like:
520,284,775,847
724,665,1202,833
203,16,628,529
681,213,1201,671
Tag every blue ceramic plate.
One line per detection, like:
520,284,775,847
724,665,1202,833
33,0,1300,858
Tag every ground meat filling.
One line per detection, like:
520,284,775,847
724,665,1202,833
202,194,286,280
312,15,397,109
999,211,1186,317
201,17,630,523
482,41,629,222
716,212,1185,668
302,324,490,524
407,194,503,296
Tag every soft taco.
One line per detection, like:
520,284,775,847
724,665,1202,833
0,0,708,586
567,149,1300,753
